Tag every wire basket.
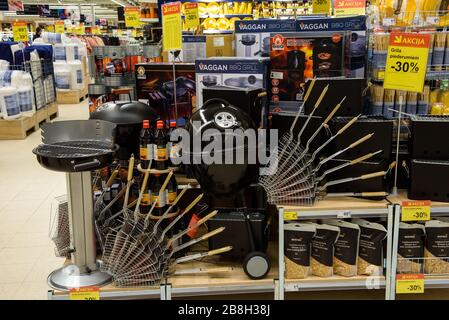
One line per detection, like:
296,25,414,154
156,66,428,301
49,195,71,258
34,79,46,110
43,75,56,104
397,255,449,276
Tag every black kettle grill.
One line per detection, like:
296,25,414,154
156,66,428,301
89,88,159,160
185,98,271,280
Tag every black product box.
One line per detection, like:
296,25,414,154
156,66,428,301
329,116,393,160
303,78,366,118
409,159,449,202
203,86,267,128
410,116,449,160
135,63,196,126
269,31,347,105
207,210,268,259
270,112,324,152
325,158,390,194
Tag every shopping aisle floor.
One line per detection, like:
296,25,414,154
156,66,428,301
0,101,89,300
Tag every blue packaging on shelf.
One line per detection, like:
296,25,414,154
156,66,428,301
195,57,269,107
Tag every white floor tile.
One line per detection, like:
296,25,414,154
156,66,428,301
0,283,22,300
0,264,34,284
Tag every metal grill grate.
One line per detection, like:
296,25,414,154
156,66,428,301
34,140,114,159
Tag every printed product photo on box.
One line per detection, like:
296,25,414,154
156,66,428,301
295,15,367,78
269,31,346,106
164,35,207,63
234,19,297,58
135,63,196,126
195,57,269,107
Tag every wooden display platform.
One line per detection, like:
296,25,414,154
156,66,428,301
280,196,390,215
284,275,386,291
0,102,58,140
388,190,449,209
57,87,88,104
49,243,278,299
0,113,37,140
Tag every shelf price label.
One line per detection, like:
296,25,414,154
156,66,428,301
75,24,85,35
55,21,65,34
384,32,430,93
401,200,431,221
396,274,424,294
162,2,182,52
91,26,100,35
12,21,28,42
334,0,366,16
125,7,140,28
69,287,100,300
184,2,200,28
283,211,298,221
312,0,331,14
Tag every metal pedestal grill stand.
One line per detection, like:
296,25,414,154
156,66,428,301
48,171,112,291
33,120,117,291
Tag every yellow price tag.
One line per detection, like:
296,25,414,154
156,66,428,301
377,70,385,80
69,287,100,300
401,201,431,221
396,274,424,294
125,7,140,28
184,3,200,28
384,32,430,93
55,21,65,34
132,29,137,37
13,22,28,42
162,2,182,52
283,211,298,221
91,26,99,35
75,24,85,35
312,0,331,14
334,0,366,16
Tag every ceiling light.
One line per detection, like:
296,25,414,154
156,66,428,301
111,0,125,7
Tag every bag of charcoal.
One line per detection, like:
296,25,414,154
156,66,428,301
397,222,425,274
284,223,316,279
353,219,387,276
310,223,340,277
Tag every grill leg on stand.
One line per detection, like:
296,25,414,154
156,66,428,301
47,172,112,291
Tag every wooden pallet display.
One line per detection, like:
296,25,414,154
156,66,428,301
57,86,88,104
0,102,59,139
0,113,38,140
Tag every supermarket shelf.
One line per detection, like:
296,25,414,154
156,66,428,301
48,284,161,300
424,276,449,289
48,242,277,300
277,199,394,300
139,0,158,3
167,242,277,298
177,0,254,2
284,275,386,292
185,14,252,18
387,190,449,215
371,67,449,82
140,18,159,23
203,29,234,34
279,196,390,219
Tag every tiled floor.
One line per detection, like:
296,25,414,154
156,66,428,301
0,101,89,300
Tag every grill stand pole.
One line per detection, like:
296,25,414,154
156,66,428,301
47,171,112,291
